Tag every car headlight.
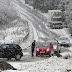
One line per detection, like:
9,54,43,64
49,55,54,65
54,46,57,49
47,48,49,51
36,48,39,51
53,25,54,27
66,41,69,43
59,41,61,43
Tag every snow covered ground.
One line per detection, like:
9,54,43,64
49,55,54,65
2,56,72,72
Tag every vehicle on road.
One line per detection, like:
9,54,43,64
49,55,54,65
57,37,70,47
48,10,63,29
49,40,61,53
0,44,23,60
36,42,54,57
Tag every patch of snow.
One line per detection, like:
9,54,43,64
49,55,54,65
39,32,45,38
3,70,28,72
23,52,30,56
38,25,42,29
68,47,72,52
19,0,33,9
20,0,25,4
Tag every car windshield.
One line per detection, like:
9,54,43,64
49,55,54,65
52,18,62,21
13,44,21,49
53,23,62,25
1,44,9,48
51,42,57,45
38,43,50,47
59,37,69,40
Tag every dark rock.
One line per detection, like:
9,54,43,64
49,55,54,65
64,56,68,59
0,61,17,70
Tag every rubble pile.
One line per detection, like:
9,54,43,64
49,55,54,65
0,61,17,70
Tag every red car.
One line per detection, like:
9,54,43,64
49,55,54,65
36,42,54,57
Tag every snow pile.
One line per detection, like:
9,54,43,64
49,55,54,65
60,47,72,59
60,52,71,59
24,57,71,72
3,56,72,72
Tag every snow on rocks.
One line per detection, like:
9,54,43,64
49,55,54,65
0,61,17,70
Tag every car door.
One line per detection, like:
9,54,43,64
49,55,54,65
0,44,9,57
8,44,15,56
2,44,10,57
13,45,21,54
0,45,5,57
9,44,19,55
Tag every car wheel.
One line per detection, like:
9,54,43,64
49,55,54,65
36,54,40,57
15,54,21,60
49,51,54,57
49,53,52,57
60,44,62,46
36,54,38,56
59,50,60,53
66,44,69,47
54,51,57,54
7,57,11,60
68,44,70,47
